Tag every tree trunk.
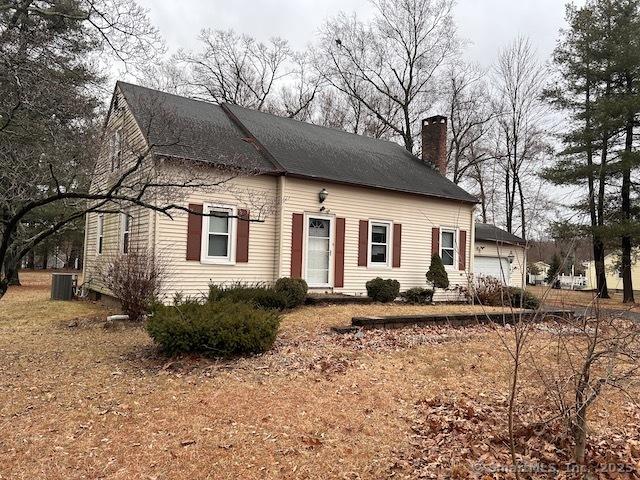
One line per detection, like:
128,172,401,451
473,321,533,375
26,249,35,269
41,246,48,270
593,239,609,298
621,76,634,303
3,252,20,286
573,404,588,465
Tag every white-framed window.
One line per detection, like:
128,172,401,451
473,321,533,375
97,214,104,255
368,220,392,268
440,228,457,268
110,129,122,172
121,212,132,254
201,203,236,264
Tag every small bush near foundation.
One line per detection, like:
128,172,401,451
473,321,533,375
97,249,166,321
426,254,449,290
208,284,288,311
147,301,281,356
507,287,540,310
274,277,308,308
400,287,434,304
365,277,400,302
473,276,540,309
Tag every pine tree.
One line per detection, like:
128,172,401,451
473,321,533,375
543,2,611,297
546,254,562,287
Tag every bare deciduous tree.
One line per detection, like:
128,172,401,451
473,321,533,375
176,29,291,111
317,0,459,153
493,37,550,241
444,63,495,184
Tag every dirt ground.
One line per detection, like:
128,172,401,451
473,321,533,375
1,272,638,479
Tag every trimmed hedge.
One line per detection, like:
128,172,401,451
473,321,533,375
274,277,308,308
208,284,288,311
400,287,434,304
507,287,540,310
147,301,281,356
365,277,400,302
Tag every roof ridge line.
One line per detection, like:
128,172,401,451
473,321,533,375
219,103,287,174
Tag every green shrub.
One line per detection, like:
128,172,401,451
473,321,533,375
400,287,434,304
147,301,281,356
207,284,288,311
426,254,449,290
507,287,540,309
365,277,400,302
274,277,308,308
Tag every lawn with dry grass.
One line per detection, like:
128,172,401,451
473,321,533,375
1,272,638,479
530,284,640,313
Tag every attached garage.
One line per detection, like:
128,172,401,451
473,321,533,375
474,256,511,285
473,224,527,288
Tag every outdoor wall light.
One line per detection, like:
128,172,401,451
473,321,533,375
507,251,515,264
319,188,329,203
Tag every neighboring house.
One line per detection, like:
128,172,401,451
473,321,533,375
529,261,550,285
83,82,481,302
473,224,527,288
584,252,640,293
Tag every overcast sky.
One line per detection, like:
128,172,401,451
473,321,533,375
137,0,576,67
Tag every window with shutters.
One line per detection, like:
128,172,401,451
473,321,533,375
201,203,237,264
440,228,457,268
96,214,104,255
368,220,392,268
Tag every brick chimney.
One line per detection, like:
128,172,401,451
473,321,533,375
421,115,447,175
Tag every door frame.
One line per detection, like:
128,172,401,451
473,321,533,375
302,212,335,288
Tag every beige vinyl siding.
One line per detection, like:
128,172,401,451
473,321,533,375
83,86,152,295
474,241,526,289
153,172,279,302
584,253,640,292
279,177,475,299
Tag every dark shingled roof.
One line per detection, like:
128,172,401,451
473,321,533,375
116,81,477,203
117,82,275,172
475,223,526,246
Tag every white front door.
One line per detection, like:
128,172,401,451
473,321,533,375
305,215,333,287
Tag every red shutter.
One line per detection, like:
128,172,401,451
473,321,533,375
458,230,467,271
358,220,368,266
291,213,304,278
236,209,250,263
186,203,203,261
334,217,346,287
431,227,440,256
392,223,402,268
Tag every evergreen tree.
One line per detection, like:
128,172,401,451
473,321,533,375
426,254,449,291
546,253,562,287
544,0,640,301
543,2,611,297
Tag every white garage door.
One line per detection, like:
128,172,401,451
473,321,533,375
475,256,511,285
